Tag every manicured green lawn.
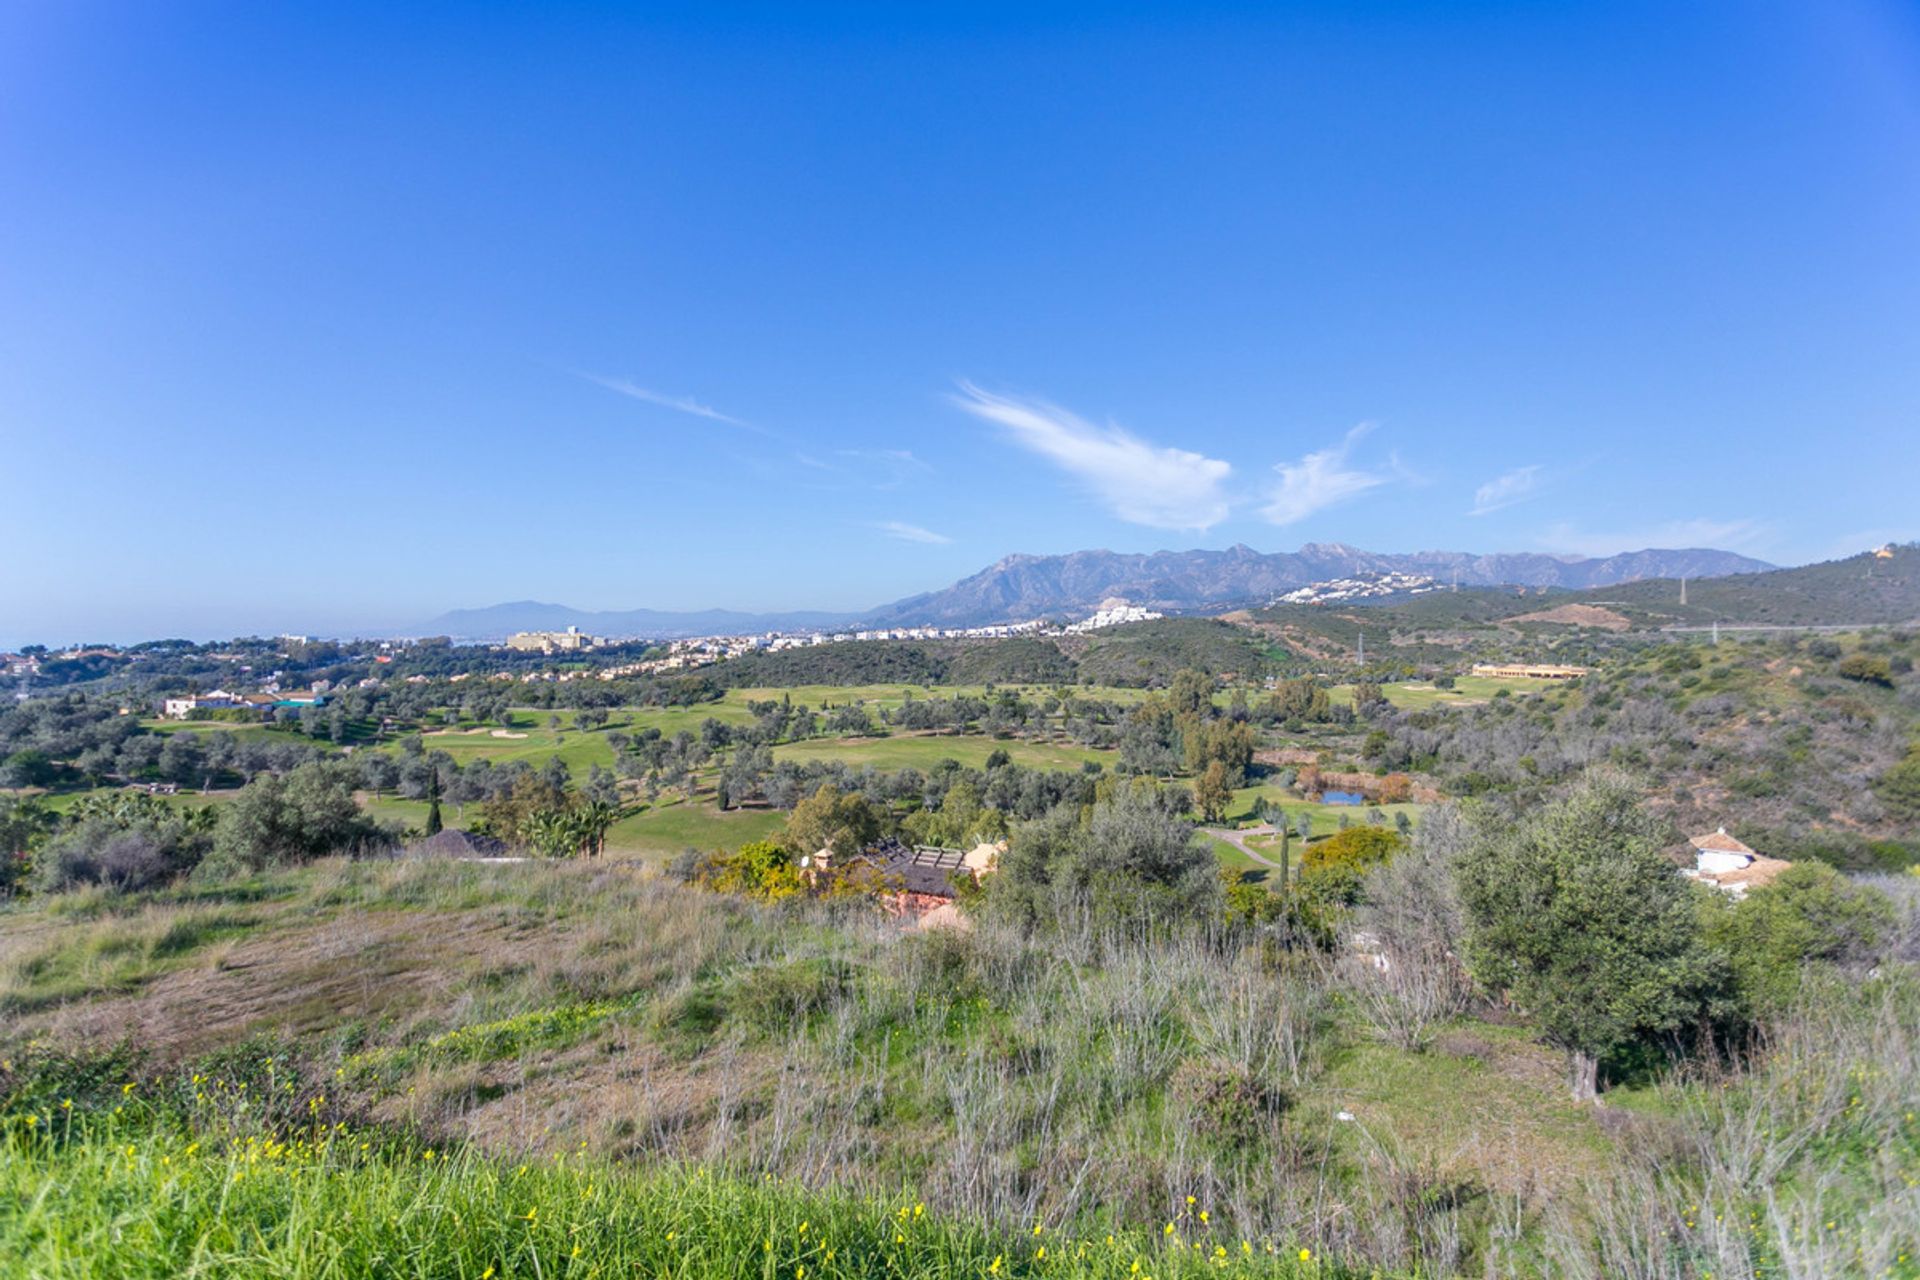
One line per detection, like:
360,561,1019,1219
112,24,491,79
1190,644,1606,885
358,795,434,830
410,725,620,775
1224,782,1422,832
1323,674,1540,711
617,702,756,734
1210,837,1272,879
774,734,1114,773
603,797,785,860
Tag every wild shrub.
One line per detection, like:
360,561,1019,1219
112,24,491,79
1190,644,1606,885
728,956,855,1035
1169,1058,1287,1150
204,760,386,875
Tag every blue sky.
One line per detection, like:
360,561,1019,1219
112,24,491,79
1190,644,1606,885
4,2,1918,645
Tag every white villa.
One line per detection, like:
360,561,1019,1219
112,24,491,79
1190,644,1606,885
1682,828,1791,898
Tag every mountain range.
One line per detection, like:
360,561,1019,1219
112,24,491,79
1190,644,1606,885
862,543,1772,627
417,544,1773,638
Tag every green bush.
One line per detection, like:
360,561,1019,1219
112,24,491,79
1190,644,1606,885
1876,747,1920,826
1837,653,1894,687
1703,863,1894,1013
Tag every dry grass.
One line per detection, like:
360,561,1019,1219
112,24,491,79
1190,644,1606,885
5,859,1915,1277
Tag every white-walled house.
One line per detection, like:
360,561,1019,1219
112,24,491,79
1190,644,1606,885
162,689,244,719
1683,828,1791,898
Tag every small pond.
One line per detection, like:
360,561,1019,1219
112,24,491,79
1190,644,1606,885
1320,790,1366,806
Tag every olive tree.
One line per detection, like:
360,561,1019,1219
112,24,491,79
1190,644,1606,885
1455,773,1721,1101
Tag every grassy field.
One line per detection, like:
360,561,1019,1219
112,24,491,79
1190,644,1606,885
604,794,787,859
1209,836,1271,879
412,721,621,774
2,858,1909,1278
1324,675,1535,711
0,861,1612,1275
0,1112,1349,1280
775,733,1114,773
1221,782,1422,833
141,719,312,747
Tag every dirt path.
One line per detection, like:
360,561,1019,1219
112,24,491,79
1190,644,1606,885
1204,823,1289,877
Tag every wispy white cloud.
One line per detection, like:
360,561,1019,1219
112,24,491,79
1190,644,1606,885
1470,464,1544,516
1261,425,1390,525
838,448,932,490
578,372,762,432
952,382,1232,530
1537,518,1767,558
792,448,932,494
875,520,954,545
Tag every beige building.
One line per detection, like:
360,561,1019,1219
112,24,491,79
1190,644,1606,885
506,625,600,653
1470,662,1590,680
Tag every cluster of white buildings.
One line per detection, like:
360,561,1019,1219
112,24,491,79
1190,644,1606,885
1272,571,1442,606
582,604,1163,678
161,687,328,719
1062,601,1165,633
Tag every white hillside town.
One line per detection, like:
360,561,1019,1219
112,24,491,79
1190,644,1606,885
1272,571,1443,606
1061,599,1166,633
516,600,1170,678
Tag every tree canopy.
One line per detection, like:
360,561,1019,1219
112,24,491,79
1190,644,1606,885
1454,773,1723,1100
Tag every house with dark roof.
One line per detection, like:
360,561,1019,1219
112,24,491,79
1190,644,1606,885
803,836,988,917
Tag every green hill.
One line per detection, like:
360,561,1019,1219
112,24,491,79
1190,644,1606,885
1569,544,1920,627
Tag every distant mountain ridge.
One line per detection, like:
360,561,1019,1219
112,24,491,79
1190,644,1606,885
422,544,1773,637
862,543,1774,627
